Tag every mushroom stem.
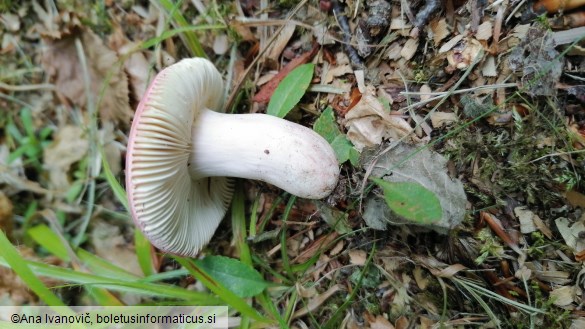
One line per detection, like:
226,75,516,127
189,109,339,199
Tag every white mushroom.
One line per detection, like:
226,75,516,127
126,58,339,257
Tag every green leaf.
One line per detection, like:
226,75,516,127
0,230,66,306
267,63,314,118
313,107,341,143
134,229,155,277
371,178,442,224
314,107,359,164
158,0,206,58
176,257,268,322
28,225,69,261
195,255,269,298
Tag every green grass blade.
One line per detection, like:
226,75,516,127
100,144,128,212
139,25,224,50
231,183,252,265
0,230,66,306
157,0,206,57
134,229,155,277
27,224,70,261
0,256,218,302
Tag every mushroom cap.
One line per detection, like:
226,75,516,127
126,58,233,257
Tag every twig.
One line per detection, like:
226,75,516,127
0,82,55,92
414,0,440,27
332,0,364,69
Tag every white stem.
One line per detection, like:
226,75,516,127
189,110,339,199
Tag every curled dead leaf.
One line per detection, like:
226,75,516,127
41,28,133,123
43,126,88,191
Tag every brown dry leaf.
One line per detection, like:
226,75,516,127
0,191,13,238
439,34,464,53
446,37,483,70
476,21,493,41
508,25,562,97
413,266,430,290
41,28,132,123
482,55,497,77
90,219,142,276
0,246,62,305
330,240,344,256
430,18,450,46
296,283,317,298
400,38,419,61
266,22,296,63
43,126,88,191
293,232,338,264
348,249,367,265
565,190,585,208
514,207,537,234
430,111,458,128
430,264,467,278
345,87,414,151
252,45,318,104
394,316,409,329
292,284,343,318
117,43,152,101
370,315,396,329
555,217,585,257
324,63,353,84
550,285,578,307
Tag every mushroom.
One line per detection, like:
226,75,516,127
126,58,339,257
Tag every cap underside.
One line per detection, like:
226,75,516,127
126,58,233,257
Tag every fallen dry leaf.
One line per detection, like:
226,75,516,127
549,285,578,307
292,284,343,319
43,126,88,191
41,28,133,123
370,315,396,329
323,63,353,84
252,44,318,104
446,37,483,70
514,207,537,234
430,18,450,46
362,143,467,232
348,249,367,265
90,219,142,277
345,87,414,151
266,22,296,64
565,190,585,208
400,38,419,61
555,217,585,257
430,111,458,128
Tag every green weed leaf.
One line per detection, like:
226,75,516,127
372,178,442,224
314,107,359,164
195,255,269,298
267,63,314,118
313,107,341,143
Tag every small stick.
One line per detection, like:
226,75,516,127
332,0,364,69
